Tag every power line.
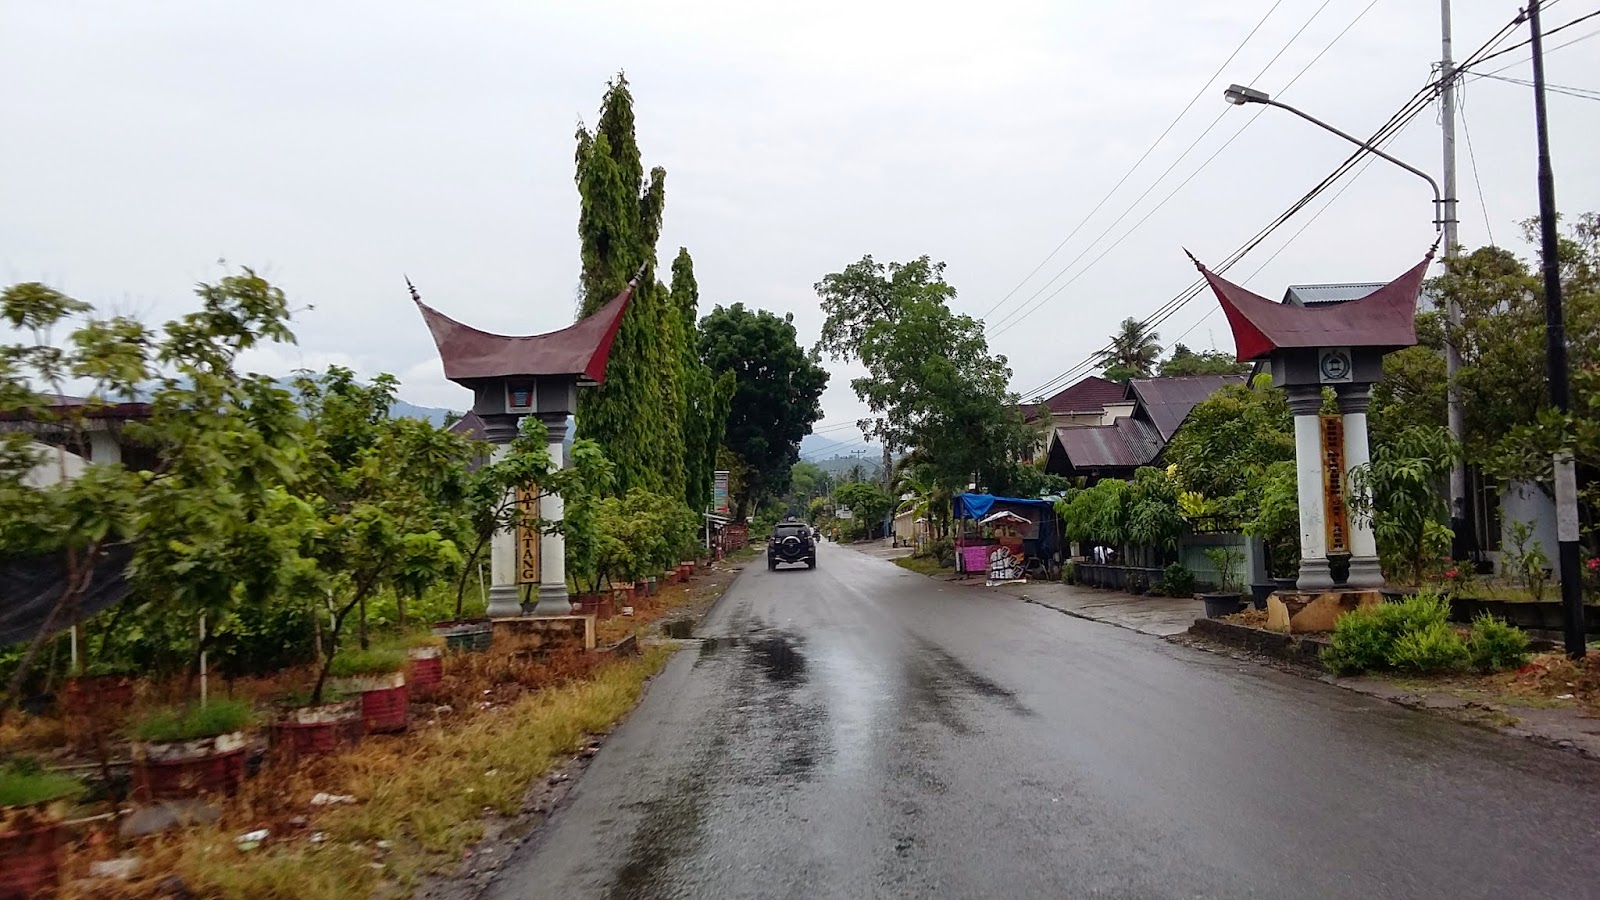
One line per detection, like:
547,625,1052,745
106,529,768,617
1473,71,1600,100
976,0,1290,323
1461,7,1600,69
1457,93,1497,246
986,0,1384,339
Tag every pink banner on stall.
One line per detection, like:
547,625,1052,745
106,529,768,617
960,545,990,573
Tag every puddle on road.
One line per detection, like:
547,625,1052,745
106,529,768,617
749,633,808,684
662,618,695,639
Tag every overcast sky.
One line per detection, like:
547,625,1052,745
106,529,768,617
3,0,1596,451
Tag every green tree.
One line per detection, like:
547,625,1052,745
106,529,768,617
699,304,828,516
1163,376,1294,508
1350,425,1460,585
0,272,312,710
573,73,678,495
1097,318,1162,382
815,255,956,360
834,481,893,538
671,249,734,512
292,367,468,703
1157,343,1250,377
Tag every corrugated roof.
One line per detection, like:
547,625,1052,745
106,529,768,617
1128,375,1247,443
1051,415,1164,470
1031,375,1127,417
447,411,487,440
1284,282,1441,308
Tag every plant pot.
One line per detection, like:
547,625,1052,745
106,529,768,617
58,674,136,718
330,673,409,734
1249,583,1276,609
432,619,492,653
1200,592,1245,619
0,814,62,900
133,731,248,800
407,646,443,693
271,701,363,761
1380,587,1416,604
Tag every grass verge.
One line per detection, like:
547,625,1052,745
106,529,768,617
894,555,951,578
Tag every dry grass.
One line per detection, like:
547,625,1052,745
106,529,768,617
1221,607,1270,629
55,644,675,900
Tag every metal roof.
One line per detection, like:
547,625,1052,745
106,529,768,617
1192,250,1434,361
1028,375,1128,417
1051,417,1162,470
413,277,637,385
1283,283,1387,307
1127,375,1247,443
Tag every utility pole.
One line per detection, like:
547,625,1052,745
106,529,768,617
1526,0,1584,658
1439,0,1471,562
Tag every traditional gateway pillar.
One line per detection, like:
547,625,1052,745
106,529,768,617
1189,246,1435,631
411,274,639,619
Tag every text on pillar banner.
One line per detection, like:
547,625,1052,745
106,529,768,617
517,486,540,584
1320,414,1349,555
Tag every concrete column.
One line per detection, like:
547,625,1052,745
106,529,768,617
482,417,524,619
529,414,572,616
1286,386,1334,591
1339,386,1384,588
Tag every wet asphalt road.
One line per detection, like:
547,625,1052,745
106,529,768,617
488,542,1600,900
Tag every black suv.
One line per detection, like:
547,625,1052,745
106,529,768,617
768,521,817,571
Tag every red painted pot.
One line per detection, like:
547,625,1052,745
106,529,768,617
330,672,409,734
59,674,136,718
133,732,248,800
407,647,443,693
0,819,62,900
272,701,363,761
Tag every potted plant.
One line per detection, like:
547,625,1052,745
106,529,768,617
271,689,363,762
327,647,409,735
130,699,255,800
404,633,446,694
1,759,83,899
58,660,139,720
1200,546,1246,619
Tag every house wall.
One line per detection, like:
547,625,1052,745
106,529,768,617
22,441,87,487
87,430,121,465
1500,481,1559,572
1099,401,1135,423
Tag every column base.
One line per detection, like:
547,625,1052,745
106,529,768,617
1266,588,1384,634
1345,556,1385,589
528,583,575,617
1296,558,1335,592
485,585,523,619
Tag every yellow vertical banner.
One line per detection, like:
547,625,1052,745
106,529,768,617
516,486,540,585
1320,415,1349,555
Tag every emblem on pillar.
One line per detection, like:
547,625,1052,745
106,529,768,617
1187,245,1436,628
408,270,642,618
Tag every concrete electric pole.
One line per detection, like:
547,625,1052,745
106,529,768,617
1439,0,1471,562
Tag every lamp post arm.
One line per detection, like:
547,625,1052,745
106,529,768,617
1262,97,1443,230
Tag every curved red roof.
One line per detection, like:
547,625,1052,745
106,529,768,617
1188,248,1435,361
412,277,637,385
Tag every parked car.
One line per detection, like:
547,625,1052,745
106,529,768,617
769,520,817,571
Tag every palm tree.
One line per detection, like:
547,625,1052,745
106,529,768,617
1096,318,1162,381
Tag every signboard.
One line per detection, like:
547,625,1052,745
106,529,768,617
516,486,540,584
986,545,1025,586
836,506,852,520
713,470,730,515
1320,415,1349,554
1318,347,1353,384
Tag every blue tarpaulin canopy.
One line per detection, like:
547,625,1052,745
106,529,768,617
952,493,1056,520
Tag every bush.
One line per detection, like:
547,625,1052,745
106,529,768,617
132,698,255,742
0,759,83,808
920,537,955,568
1388,620,1470,673
1467,614,1531,672
1323,607,1393,675
1156,563,1196,597
328,647,407,678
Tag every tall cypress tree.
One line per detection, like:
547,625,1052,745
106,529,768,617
672,248,721,511
574,74,680,495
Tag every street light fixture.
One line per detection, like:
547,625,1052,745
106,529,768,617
1221,83,1442,231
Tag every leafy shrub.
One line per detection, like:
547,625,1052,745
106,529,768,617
132,698,255,742
1322,606,1393,675
1388,621,1470,673
1380,590,1451,642
328,647,406,678
921,537,955,568
1467,614,1531,672
1156,563,1196,597
0,759,83,808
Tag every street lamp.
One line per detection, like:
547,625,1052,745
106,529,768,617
1222,83,1442,232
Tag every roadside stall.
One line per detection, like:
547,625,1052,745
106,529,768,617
950,493,1062,581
